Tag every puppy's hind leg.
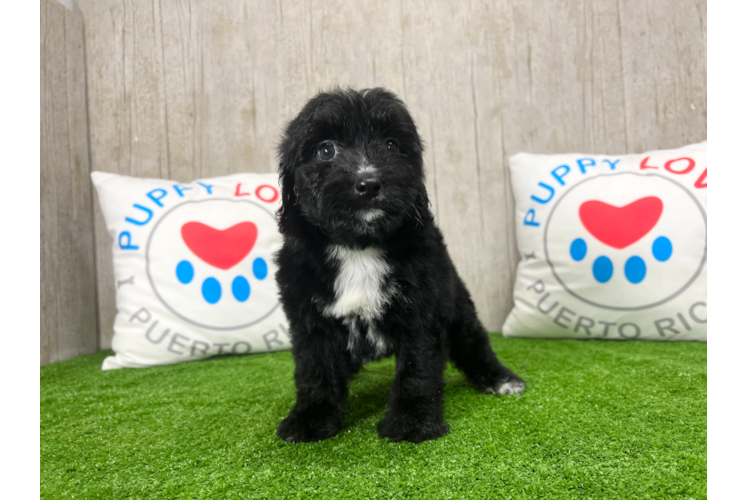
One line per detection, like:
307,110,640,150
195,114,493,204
448,285,526,396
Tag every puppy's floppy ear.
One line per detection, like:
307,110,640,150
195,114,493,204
276,89,342,235
276,119,305,233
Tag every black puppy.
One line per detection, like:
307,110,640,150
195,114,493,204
274,88,525,444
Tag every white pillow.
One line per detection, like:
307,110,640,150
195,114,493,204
502,142,707,342
91,172,291,369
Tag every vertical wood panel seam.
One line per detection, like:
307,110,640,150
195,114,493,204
125,0,135,175
309,0,314,91
595,0,610,152
156,0,172,178
65,5,97,357
648,0,660,138
582,0,588,148
81,13,101,352
616,0,630,152
670,0,682,143
40,1,48,364
303,3,310,96
191,0,199,178
43,3,52,363
320,0,326,81
57,5,68,357
469,52,485,245
199,44,205,177
43,2,59,364
399,0,407,103
494,27,517,293
698,1,706,90
500,107,516,294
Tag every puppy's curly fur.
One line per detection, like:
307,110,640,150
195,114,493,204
274,88,525,444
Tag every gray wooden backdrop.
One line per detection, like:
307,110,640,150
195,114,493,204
41,0,98,365
40,0,707,364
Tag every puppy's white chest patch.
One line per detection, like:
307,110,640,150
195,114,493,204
324,245,394,322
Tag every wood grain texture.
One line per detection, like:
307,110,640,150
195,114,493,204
73,0,706,348
40,0,98,365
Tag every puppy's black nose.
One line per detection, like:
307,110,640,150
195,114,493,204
354,176,382,199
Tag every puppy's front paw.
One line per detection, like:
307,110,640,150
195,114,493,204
377,412,449,444
276,407,341,443
483,374,526,395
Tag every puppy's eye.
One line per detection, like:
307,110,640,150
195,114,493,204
318,142,337,161
385,139,400,153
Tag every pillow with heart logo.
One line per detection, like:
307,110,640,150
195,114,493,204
91,171,290,369
502,141,706,342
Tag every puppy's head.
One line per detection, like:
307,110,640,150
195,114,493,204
277,88,430,245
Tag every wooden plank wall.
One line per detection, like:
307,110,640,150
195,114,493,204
40,0,707,362
40,0,98,364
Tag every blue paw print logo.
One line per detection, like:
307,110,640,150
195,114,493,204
570,235,672,284
145,198,283,330
572,196,667,284
176,220,266,304
175,257,268,303
543,172,707,311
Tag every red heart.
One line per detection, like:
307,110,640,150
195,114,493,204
579,197,663,249
181,221,258,270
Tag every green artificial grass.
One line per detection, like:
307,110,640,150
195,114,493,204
41,336,706,499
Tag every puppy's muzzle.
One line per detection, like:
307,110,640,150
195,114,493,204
354,174,382,200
